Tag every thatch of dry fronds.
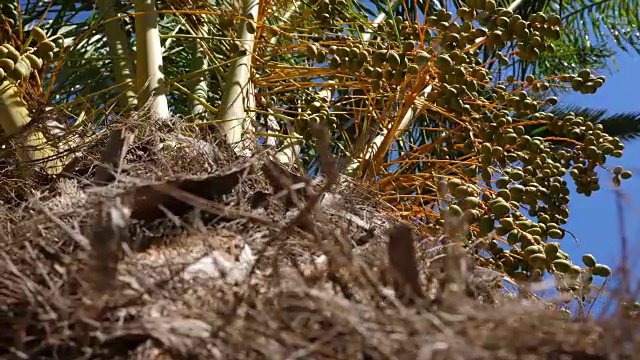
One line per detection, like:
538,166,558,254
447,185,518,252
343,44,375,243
1,115,639,360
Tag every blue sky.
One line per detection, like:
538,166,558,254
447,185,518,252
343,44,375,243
559,50,640,288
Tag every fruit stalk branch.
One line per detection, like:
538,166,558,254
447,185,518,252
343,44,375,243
346,85,432,176
218,0,260,156
133,0,170,118
97,0,137,108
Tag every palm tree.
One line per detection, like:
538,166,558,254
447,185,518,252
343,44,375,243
0,0,635,281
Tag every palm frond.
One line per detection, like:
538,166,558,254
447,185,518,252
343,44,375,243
557,0,640,55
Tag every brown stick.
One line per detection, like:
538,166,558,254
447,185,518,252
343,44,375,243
93,127,134,185
387,223,424,304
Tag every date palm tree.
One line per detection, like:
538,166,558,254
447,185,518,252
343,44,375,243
0,0,634,290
